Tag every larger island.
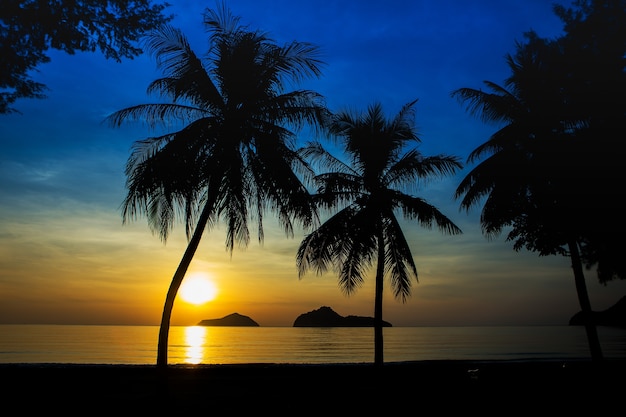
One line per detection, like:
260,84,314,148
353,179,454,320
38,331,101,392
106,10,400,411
293,306,392,327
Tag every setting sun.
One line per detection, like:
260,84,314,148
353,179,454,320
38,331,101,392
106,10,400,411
179,273,218,305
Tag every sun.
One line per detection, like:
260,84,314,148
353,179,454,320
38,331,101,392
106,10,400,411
179,273,218,305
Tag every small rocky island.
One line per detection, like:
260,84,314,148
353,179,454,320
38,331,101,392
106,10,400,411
569,296,626,327
293,306,392,327
197,312,259,326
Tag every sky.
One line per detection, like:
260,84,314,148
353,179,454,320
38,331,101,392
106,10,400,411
2,0,625,327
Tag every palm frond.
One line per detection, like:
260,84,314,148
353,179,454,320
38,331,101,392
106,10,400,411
105,103,207,129
143,25,195,75
312,172,362,204
451,85,519,125
276,40,325,84
388,98,420,143
124,133,175,174
297,209,356,277
203,1,245,37
143,26,223,108
398,195,462,235
457,145,530,213
336,208,379,295
268,91,330,132
338,248,367,296
454,164,494,211
248,142,319,234
386,150,462,190
299,141,356,176
384,216,417,302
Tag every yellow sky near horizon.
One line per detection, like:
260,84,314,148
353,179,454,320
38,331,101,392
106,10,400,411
2,193,624,327
2,0,625,328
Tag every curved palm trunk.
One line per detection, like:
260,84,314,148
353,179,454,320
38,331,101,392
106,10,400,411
374,228,385,367
156,201,213,368
568,239,603,362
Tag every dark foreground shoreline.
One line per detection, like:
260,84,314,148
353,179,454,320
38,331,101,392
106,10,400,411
3,359,625,413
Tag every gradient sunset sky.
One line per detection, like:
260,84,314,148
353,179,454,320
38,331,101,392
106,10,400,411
2,0,624,327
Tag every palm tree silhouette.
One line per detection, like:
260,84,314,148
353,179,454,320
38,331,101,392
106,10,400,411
297,100,462,366
107,2,329,367
451,32,604,361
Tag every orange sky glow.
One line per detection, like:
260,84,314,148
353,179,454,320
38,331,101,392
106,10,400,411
2,0,625,327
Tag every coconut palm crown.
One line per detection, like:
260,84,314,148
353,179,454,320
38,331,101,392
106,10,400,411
297,100,462,365
107,2,329,367
451,30,606,361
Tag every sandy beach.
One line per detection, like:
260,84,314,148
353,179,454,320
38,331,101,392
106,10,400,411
3,359,625,413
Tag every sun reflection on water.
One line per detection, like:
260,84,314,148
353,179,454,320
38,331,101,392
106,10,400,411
184,326,207,364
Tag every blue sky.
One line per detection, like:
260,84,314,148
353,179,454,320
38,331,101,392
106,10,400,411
1,0,625,327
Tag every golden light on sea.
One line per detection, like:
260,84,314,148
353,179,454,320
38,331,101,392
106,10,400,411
184,325,207,364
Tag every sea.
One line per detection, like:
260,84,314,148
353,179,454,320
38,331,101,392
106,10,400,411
1,325,625,365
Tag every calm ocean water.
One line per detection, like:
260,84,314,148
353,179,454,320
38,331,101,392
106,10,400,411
1,325,625,365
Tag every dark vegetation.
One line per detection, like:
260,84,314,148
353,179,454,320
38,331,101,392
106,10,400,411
451,0,626,361
0,0,172,114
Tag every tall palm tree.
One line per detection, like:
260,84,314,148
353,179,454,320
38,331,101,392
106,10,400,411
297,100,462,366
106,2,329,367
451,31,605,361
554,0,626,285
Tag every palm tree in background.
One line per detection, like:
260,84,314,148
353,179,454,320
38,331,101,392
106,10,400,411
297,100,462,366
107,2,329,367
553,0,626,284
451,32,605,361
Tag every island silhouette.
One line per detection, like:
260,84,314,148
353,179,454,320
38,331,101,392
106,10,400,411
196,306,392,327
195,299,625,328
293,306,392,327
197,312,259,326
569,296,626,327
